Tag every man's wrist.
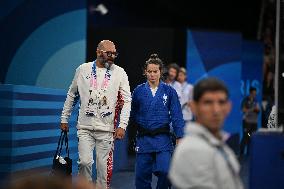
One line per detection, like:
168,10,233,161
118,126,126,131
61,117,68,123
118,122,128,130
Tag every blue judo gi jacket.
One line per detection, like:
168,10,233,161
131,81,185,153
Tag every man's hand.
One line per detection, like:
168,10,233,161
114,127,125,140
60,123,69,132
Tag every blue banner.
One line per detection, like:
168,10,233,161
241,41,264,128
186,30,242,135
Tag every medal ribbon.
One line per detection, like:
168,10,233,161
90,61,111,90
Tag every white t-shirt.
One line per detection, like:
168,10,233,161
170,81,182,99
150,86,158,97
179,81,193,121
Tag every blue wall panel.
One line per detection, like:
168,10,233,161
0,0,86,89
186,30,242,135
0,84,128,181
0,84,78,179
250,132,284,189
241,41,264,129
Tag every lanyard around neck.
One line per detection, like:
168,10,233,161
90,61,111,90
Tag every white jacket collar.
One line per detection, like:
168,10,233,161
185,122,228,147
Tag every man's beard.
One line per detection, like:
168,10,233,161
98,56,114,69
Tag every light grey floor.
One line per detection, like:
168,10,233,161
111,155,158,189
110,155,249,189
111,171,158,189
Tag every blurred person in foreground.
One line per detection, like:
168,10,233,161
60,40,131,188
131,54,184,189
5,175,97,189
169,77,244,189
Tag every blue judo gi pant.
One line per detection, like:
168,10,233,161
135,151,171,189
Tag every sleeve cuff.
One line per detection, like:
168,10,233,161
174,128,184,138
61,117,68,124
118,122,127,130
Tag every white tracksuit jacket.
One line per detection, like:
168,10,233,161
61,61,131,131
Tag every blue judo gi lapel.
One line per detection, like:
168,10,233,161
144,82,155,117
144,82,169,115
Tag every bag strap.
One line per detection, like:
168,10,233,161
58,131,70,158
64,131,70,158
53,131,64,160
58,131,66,157
53,131,70,159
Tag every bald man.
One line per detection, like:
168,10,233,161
60,40,131,188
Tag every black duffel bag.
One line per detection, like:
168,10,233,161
51,130,72,176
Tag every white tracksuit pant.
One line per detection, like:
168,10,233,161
77,129,114,189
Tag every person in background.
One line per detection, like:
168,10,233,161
164,63,182,99
169,77,243,189
60,40,131,189
164,63,183,147
240,87,260,156
131,54,184,189
176,67,194,123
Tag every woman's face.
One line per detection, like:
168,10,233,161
145,64,161,84
177,71,186,83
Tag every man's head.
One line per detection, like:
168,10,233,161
190,77,231,136
96,40,118,68
249,87,257,99
167,63,180,83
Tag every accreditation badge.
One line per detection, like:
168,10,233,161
85,90,100,117
98,94,113,124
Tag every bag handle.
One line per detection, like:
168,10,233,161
64,131,70,158
53,131,70,160
59,131,70,158
53,131,64,160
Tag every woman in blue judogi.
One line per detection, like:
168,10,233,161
131,54,184,189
